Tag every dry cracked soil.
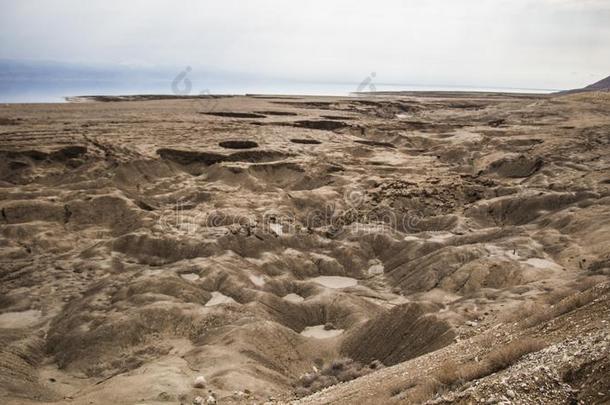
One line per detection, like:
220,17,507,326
0,91,609,404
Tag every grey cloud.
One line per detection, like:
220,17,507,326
0,0,607,90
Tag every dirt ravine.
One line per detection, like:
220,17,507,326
0,91,608,404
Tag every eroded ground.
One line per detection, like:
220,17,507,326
0,91,609,404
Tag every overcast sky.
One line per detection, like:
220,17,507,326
0,0,608,90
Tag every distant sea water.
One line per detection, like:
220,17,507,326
0,79,557,103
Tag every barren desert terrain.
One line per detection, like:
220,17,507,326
1,91,609,404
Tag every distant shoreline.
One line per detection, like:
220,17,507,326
1,82,559,104
63,89,552,103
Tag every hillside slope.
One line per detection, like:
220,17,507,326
557,75,610,95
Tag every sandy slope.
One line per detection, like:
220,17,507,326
0,91,608,404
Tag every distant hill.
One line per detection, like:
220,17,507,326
557,75,610,95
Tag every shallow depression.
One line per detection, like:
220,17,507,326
180,273,200,282
523,258,563,270
205,292,237,307
283,293,305,303
0,309,42,328
311,276,358,289
219,140,259,149
300,325,344,339
249,274,266,286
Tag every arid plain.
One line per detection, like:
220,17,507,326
1,91,609,404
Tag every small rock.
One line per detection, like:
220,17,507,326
193,375,206,388
485,395,498,404
506,389,516,399
466,321,478,327
193,396,204,405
